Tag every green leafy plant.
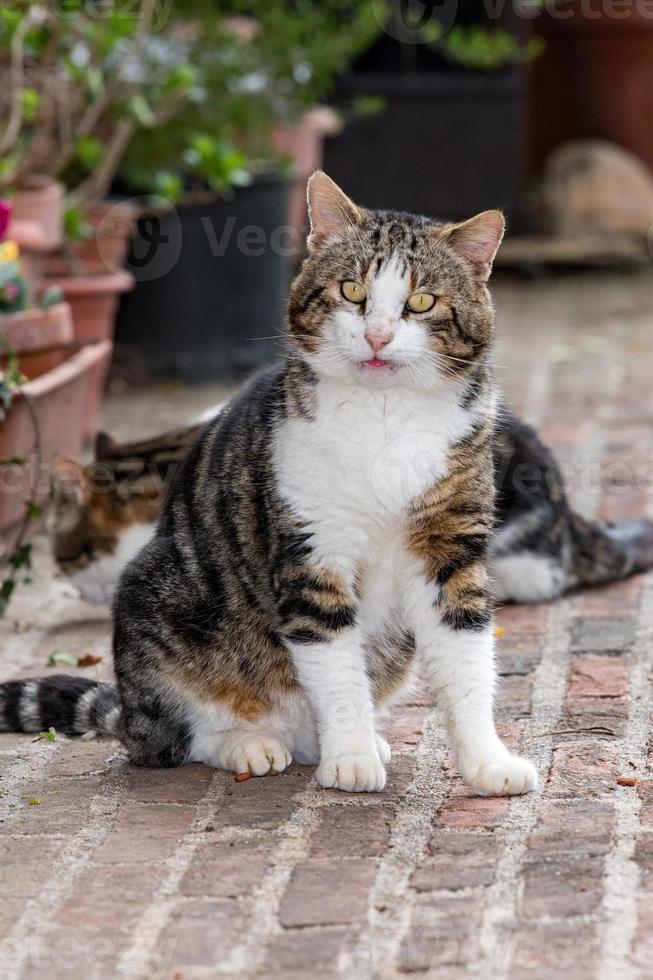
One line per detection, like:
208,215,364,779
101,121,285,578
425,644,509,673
387,0,544,73
120,1,384,197
182,135,251,198
33,726,57,742
0,1,219,204
434,24,545,72
1,2,385,207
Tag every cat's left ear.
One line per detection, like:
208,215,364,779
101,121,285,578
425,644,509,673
306,171,363,250
444,210,505,280
51,457,90,506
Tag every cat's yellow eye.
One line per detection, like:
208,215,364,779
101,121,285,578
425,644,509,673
407,292,436,313
341,280,366,304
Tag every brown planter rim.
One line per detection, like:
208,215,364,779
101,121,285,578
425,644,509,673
0,302,74,354
7,218,48,254
87,199,139,228
13,174,63,197
14,338,112,400
43,271,134,296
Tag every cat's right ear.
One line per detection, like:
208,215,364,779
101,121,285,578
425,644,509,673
51,458,89,506
95,430,118,460
306,171,363,250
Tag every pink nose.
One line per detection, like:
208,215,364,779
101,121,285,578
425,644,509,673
364,326,393,354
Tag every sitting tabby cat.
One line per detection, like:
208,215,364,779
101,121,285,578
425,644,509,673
5,173,653,796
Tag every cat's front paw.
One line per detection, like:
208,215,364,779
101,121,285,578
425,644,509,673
225,734,292,777
317,753,386,792
464,754,537,797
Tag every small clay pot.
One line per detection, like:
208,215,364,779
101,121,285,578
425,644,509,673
0,302,74,379
11,175,64,250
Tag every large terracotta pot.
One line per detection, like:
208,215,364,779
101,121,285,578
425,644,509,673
272,106,342,248
0,302,74,379
11,175,64,250
46,200,137,277
0,340,112,536
529,7,653,174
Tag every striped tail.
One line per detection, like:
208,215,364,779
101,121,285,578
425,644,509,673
0,676,122,737
570,515,653,588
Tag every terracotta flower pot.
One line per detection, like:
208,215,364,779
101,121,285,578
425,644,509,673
0,340,112,535
529,6,653,174
11,175,64,250
272,106,342,247
42,272,132,435
46,200,138,277
43,271,134,342
0,302,74,379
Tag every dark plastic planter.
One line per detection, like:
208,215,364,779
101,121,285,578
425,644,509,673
324,70,525,223
115,176,291,382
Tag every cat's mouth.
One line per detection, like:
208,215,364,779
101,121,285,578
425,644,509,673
358,358,398,372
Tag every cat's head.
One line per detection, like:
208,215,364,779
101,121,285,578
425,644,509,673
49,459,162,601
288,172,504,392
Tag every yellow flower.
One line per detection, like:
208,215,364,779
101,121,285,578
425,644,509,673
0,240,19,263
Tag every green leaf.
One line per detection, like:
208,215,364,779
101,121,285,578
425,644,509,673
9,543,31,571
64,206,92,242
127,94,156,128
153,171,183,203
86,66,104,100
351,95,385,118
24,501,42,519
38,727,57,742
75,136,103,172
40,286,64,308
47,651,78,668
166,64,199,90
20,89,41,123
0,578,15,609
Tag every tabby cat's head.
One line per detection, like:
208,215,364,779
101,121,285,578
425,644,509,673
49,460,161,571
288,172,504,391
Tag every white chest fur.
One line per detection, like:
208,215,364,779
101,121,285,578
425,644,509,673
273,381,476,576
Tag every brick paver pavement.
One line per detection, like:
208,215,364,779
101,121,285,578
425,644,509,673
1,270,653,979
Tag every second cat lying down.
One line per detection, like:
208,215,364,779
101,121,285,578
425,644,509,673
50,405,653,607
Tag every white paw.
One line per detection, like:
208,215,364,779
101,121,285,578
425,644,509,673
465,753,538,797
316,753,386,792
228,735,292,777
375,733,391,764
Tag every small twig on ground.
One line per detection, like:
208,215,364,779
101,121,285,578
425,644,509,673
534,726,616,738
